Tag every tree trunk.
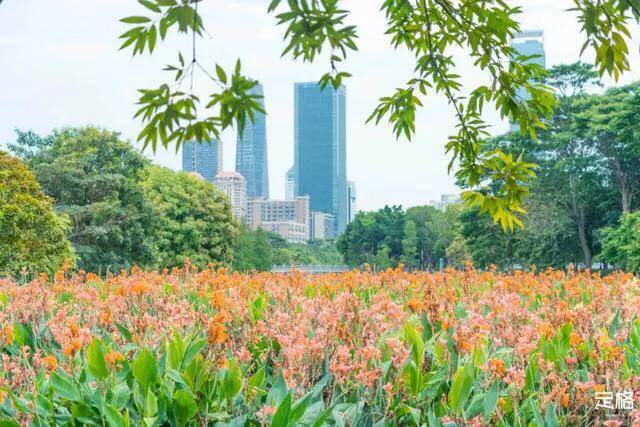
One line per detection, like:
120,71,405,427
612,157,632,213
569,175,592,268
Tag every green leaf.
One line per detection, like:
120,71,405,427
221,359,242,401
449,362,474,414
0,420,21,427
246,366,266,401
544,402,559,427
484,381,499,420
145,389,158,417
139,0,161,13
173,389,197,421
132,349,158,391
50,372,82,402
121,16,151,24
87,339,109,380
215,65,227,84
102,404,125,427
271,393,292,427
115,322,133,342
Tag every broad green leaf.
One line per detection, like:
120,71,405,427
173,389,197,421
449,362,474,413
87,339,109,380
51,372,81,402
271,393,292,427
132,349,158,391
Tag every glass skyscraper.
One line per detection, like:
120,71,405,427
294,82,348,234
181,140,223,182
236,83,269,199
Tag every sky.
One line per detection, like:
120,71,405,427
1,0,639,211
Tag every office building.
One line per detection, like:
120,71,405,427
182,140,223,182
348,180,356,223
294,82,348,235
310,211,335,241
285,166,295,201
261,222,308,244
213,171,247,220
236,83,269,199
247,196,310,242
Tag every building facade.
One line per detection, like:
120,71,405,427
294,82,348,235
236,83,269,199
182,140,223,182
247,196,310,242
310,211,335,241
285,166,295,201
261,222,308,244
429,193,461,212
213,171,247,220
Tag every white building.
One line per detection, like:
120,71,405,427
347,180,356,222
310,211,335,240
213,171,247,220
285,166,295,201
247,196,310,242
429,193,461,212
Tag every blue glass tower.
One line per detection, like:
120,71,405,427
236,83,269,199
294,82,348,234
181,140,223,182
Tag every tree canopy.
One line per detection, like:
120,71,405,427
0,151,75,277
117,0,640,229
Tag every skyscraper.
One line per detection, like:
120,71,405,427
181,140,223,182
285,166,295,201
294,82,348,234
348,180,356,223
510,30,546,131
236,83,269,199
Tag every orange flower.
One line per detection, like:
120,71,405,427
42,355,58,371
407,298,423,312
569,332,581,347
561,393,570,408
2,325,13,345
208,322,228,345
105,351,124,366
488,358,506,379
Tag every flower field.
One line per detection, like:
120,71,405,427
1,265,640,426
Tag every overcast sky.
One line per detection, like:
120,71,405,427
1,0,639,211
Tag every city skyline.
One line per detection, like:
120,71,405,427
2,0,640,211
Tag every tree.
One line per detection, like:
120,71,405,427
116,1,640,228
142,166,237,269
401,220,419,269
232,226,273,272
405,205,458,269
600,212,640,272
0,151,75,277
9,127,158,273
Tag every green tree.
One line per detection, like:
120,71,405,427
0,151,75,277
142,166,237,269
117,1,640,228
405,205,458,269
401,220,419,269
9,127,157,273
232,226,273,272
600,211,640,272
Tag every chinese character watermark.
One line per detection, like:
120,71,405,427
595,389,635,411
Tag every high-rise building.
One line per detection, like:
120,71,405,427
294,82,348,235
510,30,546,131
247,196,310,242
310,211,335,241
347,180,356,223
285,166,295,201
213,171,247,221
181,140,223,182
236,83,269,199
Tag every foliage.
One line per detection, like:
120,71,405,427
337,205,405,268
600,211,640,272
232,226,273,272
141,166,237,269
118,0,640,228
1,267,639,425
233,227,342,272
8,127,157,274
0,151,75,278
